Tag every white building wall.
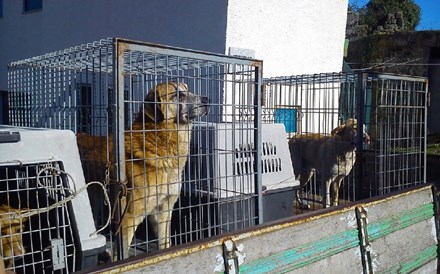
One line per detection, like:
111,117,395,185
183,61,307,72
225,0,349,77
0,0,348,89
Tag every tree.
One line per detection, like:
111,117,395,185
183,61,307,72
363,0,421,33
347,0,421,39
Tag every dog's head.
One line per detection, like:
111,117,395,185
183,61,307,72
138,82,209,125
331,118,370,145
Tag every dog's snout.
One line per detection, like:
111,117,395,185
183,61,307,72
364,133,371,144
201,96,209,104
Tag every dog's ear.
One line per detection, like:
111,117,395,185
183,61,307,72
345,118,356,128
331,119,357,136
142,90,164,123
331,124,346,135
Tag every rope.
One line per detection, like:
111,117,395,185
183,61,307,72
7,166,111,237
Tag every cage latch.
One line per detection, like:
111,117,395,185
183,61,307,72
222,238,246,274
356,206,373,274
51,238,66,270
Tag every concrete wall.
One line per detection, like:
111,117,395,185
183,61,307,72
0,0,229,92
225,0,348,77
0,0,348,122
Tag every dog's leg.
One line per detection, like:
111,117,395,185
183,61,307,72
119,192,148,259
330,176,344,206
120,215,138,259
325,177,332,208
158,195,179,250
150,194,179,250
120,217,131,259
296,170,314,210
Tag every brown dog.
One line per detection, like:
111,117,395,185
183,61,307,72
77,82,209,258
0,204,29,268
289,118,370,209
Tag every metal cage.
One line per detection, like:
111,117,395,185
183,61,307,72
263,72,428,211
7,37,428,268
7,38,274,260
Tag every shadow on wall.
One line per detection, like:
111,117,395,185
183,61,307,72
428,47,440,134
427,155,440,183
0,90,7,125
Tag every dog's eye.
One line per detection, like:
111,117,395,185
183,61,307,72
177,92,186,102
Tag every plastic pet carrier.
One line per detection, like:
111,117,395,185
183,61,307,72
0,126,106,273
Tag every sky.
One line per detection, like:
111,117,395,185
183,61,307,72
349,0,440,30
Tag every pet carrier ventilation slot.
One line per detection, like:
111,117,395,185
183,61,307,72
173,122,299,244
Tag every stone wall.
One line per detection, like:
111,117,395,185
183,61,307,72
373,12,405,35
346,31,440,134
346,10,368,40
346,31,440,76
346,11,405,41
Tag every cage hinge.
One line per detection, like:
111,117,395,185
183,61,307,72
221,238,246,274
261,84,267,107
427,92,431,107
356,206,373,274
51,238,66,270
431,186,440,271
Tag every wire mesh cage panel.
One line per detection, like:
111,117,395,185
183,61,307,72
362,73,428,196
263,73,357,137
8,38,265,260
263,72,428,211
0,162,77,273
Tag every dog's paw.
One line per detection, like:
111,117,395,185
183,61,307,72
299,203,311,210
98,250,112,265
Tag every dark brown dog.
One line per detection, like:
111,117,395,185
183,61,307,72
289,118,370,209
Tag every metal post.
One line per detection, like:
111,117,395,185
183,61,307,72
356,206,373,274
430,185,440,271
114,39,127,260
254,66,263,225
423,80,429,184
356,72,366,200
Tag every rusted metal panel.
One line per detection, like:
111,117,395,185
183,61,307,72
237,210,363,273
411,259,437,274
362,187,437,273
377,245,437,273
87,185,438,273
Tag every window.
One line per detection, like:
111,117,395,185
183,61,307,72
0,0,3,17
24,0,42,12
